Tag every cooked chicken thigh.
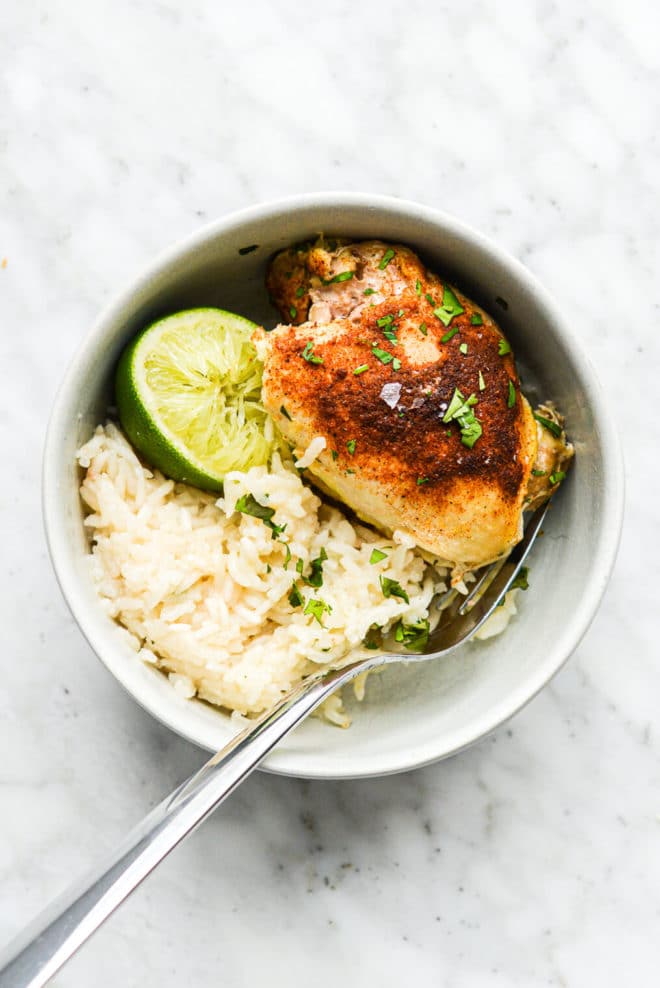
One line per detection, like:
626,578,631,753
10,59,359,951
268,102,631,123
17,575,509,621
255,240,572,573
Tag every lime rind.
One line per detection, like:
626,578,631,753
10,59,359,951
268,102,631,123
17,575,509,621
115,308,275,491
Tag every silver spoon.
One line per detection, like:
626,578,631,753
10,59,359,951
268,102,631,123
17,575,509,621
0,503,548,988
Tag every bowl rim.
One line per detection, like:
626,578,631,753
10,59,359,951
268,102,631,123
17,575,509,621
42,191,625,779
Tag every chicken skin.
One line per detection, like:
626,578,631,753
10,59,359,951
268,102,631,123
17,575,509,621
254,240,572,573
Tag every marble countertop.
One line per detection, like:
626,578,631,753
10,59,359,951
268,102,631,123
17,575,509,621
1,1,657,984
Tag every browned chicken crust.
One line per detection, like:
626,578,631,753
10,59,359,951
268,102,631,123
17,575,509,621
257,240,572,572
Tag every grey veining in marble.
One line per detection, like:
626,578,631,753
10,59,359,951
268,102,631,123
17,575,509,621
1,1,658,985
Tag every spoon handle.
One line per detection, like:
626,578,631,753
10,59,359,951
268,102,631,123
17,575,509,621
0,657,373,988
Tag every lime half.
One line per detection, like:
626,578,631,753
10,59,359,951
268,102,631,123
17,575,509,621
115,308,274,491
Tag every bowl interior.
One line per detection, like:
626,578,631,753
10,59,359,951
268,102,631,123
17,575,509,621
44,196,623,778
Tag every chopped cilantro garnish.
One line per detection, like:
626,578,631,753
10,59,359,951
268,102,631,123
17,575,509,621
363,637,380,650
363,287,376,296
377,315,398,344
443,390,465,421
346,439,357,455
425,293,435,305
323,270,354,285
295,285,305,298
417,476,429,485
289,306,297,319
510,566,529,591
549,470,566,485
507,380,516,408
303,547,328,588
283,543,292,569
280,405,292,421
369,548,388,564
379,248,395,269
288,583,304,607
459,343,468,355
331,449,339,461
394,618,430,651
380,576,410,604
531,468,546,477
235,493,285,539
415,279,422,296
498,339,512,356
301,341,323,364
353,364,369,375
441,325,460,343
460,420,482,448
372,347,394,365
471,312,483,326
443,387,483,448
433,285,464,327
534,413,562,438
419,322,428,336
392,357,402,371
296,558,304,575
478,371,486,391
304,597,332,626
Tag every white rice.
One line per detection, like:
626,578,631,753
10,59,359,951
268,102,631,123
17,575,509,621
78,423,452,725
78,424,519,726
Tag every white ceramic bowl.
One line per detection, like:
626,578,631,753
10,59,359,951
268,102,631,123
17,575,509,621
43,193,624,779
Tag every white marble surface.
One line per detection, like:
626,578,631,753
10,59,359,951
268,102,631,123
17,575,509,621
1,1,658,984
